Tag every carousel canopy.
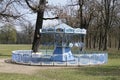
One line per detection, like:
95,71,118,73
40,23,87,34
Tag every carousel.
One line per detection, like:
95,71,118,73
40,23,86,61
12,23,108,66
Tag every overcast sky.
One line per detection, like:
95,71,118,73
43,0,70,26
16,0,71,31
48,0,68,5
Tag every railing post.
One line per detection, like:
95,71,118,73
53,55,54,66
66,55,67,67
78,56,80,66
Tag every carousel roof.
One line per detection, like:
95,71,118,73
40,23,86,34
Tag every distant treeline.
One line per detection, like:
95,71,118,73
0,0,120,50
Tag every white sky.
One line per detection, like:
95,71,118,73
28,0,69,28
48,0,68,5
43,0,69,27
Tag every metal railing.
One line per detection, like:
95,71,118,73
12,50,108,66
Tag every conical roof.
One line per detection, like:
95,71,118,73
40,23,86,34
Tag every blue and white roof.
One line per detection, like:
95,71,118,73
40,23,86,34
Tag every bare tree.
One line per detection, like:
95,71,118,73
101,0,117,50
0,23,17,44
0,0,22,21
20,21,34,44
118,25,120,50
88,0,118,50
25,0,46,52
77,0,95,50
25,0,59,52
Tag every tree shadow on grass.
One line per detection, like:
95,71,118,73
76,65,120,77
109,53,120,59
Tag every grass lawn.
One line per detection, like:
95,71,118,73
0,44,120,80
0,44,32,58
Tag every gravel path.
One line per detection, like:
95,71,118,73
0,59,62,75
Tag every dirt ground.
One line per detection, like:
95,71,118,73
0,59,63,75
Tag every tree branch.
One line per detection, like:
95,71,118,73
67,3,78,6
43,17,59,20
1,0,20,13
25,0,37,12
0,13,21,19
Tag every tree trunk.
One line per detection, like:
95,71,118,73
32,0,46,52
89,33,92,49
93,34,97,49
103,29,108,51
86,34,89,48
79,0,83,28
78,0,84,51
118,38,120,50
99,31,102,50
115,38,117,48
108,35,111,48
118,26,120,50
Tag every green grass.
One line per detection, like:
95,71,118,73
0,44,31,58
0,44,120,80
36,67,120,80
0,73,49,80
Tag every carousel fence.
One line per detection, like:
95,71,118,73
12,50,108,66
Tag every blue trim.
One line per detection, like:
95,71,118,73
51,47,75,61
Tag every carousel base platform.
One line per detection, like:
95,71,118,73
51,47,75,61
